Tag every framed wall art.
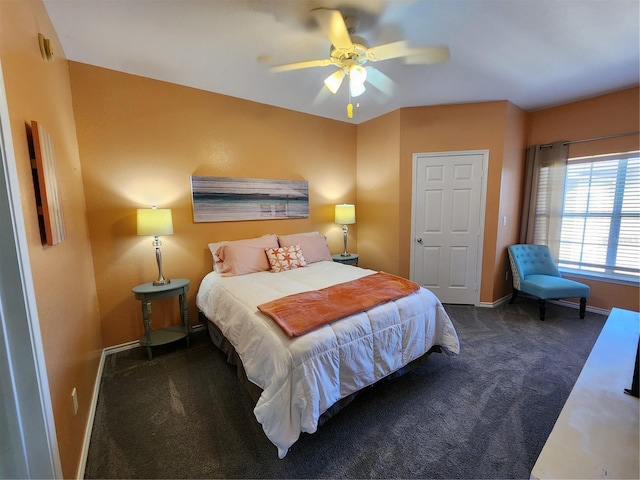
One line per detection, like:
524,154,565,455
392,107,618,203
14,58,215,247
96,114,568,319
31,120,66,245
191,176,309,222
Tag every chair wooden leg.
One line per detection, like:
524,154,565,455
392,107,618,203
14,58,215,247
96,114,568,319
509,289,519,304
538,299,546,321
579,297,586,319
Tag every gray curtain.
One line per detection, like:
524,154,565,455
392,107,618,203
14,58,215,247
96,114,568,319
519,141,568,260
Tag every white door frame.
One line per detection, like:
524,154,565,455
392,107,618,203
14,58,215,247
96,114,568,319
0,60,62,478
410,150,489,306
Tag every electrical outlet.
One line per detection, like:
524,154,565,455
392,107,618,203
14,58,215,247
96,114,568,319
146,301,152,314
71,387,78,415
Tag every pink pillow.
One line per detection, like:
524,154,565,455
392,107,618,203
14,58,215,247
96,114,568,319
265,244,307,273
215,234,278,276
278,232,332,264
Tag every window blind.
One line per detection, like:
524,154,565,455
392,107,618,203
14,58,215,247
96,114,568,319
558,152,639,280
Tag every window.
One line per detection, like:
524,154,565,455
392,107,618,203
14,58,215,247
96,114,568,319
558,151,639,282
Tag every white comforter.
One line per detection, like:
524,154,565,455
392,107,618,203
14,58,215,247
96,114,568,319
196,261,460,458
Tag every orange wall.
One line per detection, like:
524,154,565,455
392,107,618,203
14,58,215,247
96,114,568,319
528,87,640,312
495,102,529,300
356,110,401,274
0,1,103,477
68,62,357,347
529,88,639,159
393,101,527,303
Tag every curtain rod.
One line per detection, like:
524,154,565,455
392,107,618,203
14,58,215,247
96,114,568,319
539,130,640,149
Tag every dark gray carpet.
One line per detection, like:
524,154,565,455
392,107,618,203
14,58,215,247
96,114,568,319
84,300,607,479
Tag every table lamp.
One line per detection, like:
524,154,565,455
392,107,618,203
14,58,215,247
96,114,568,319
137,206,173,285
335,204,355,256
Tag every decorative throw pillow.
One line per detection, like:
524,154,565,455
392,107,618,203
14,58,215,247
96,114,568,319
265,244,307,273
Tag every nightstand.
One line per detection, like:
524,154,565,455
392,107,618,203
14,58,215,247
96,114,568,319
132,278,190,360
331,253,359,266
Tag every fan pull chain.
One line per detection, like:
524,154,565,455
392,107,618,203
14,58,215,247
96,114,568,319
347,88,353,119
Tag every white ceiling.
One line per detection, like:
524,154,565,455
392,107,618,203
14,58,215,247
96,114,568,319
43,0,640,124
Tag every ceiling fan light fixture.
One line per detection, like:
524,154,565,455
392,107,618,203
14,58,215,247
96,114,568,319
349,65,367,84
324,69,345,94
271,7,450,116
349,78,366,97
348,64,367,97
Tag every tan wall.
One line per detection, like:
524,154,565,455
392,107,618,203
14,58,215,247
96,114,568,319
394,101,525,303
529,88,639,159
495,102,529,301
528,87,640,312
0,1,103,477
68,62,357,347
356,110,401,273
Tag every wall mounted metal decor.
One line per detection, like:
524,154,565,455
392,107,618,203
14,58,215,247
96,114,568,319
191,175,309,222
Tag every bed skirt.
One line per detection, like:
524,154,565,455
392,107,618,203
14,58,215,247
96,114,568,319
200,311,441,427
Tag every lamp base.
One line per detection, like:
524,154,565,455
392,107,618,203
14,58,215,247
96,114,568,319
153,241,170,286
341,224,350,256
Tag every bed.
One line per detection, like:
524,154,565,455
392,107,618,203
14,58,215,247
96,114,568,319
196,232,460,458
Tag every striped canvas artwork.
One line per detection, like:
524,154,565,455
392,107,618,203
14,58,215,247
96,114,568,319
31,121,66,245
191,176,309,222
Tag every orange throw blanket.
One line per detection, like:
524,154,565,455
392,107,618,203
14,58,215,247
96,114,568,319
257,272,420,338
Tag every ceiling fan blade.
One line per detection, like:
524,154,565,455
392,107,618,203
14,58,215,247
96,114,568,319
312,86,332,106
367,42,450,65
404,46,450,65
365,67,396,96
365,41,411,62
271,58,335,72
312,8,353,50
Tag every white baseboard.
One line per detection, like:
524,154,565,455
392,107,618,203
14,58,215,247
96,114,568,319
551,299,610,316
104,339,139,355
101,324,207,357
77,324,206,478
477,294,511,308
76,348,107,479
516,295,611,316
473,295,610,317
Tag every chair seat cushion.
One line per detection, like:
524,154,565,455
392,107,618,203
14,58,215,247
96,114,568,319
521,274,590,300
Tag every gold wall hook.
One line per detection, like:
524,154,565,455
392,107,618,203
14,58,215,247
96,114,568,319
38,33,54,62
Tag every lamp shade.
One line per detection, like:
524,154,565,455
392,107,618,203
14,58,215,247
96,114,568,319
137,208,174,236
349,79,366,98
324,69,345,94
335,204,356,225
349,65,367,97
349,65,367,85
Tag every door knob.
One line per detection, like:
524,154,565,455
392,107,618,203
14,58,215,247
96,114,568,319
416,238,423,244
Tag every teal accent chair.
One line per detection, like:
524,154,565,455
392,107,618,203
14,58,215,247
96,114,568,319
507,244,589,321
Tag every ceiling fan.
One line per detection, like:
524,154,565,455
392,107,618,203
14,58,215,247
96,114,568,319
271,8,450,118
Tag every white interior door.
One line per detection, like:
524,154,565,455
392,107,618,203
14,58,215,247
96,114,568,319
411,151,487,305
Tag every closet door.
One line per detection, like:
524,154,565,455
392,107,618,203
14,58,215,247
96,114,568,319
411,150,487,305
